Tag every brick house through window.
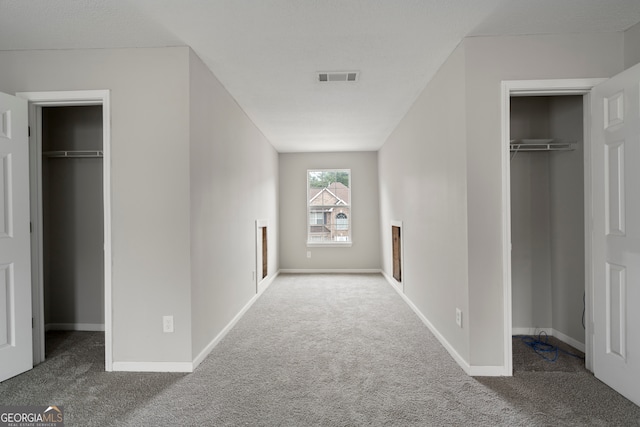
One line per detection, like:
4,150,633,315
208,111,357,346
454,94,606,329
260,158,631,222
308,171,351,243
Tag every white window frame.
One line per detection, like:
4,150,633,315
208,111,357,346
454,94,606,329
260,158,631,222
307,169,352,247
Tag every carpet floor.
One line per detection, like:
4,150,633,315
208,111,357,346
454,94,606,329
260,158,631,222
1,273,638,426
512,334,586,373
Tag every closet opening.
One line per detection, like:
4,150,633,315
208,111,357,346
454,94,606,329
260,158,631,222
19,89,112,371
40,105,105,363
509,94,587,372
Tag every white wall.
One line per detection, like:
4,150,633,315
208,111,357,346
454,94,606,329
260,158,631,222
510,97,553,331
624,21,640,69
188,50,279,357
378,44,469,360
464,33,623,367
548,96,585,343
0,47,193,364
279,152,380,271
378,33,625,371
0,47,281,368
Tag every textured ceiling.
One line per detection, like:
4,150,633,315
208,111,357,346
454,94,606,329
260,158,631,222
1,0,639,152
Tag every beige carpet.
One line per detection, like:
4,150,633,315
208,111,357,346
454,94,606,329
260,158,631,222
1,273,638,426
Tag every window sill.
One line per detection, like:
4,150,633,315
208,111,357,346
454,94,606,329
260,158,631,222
306,242,353,248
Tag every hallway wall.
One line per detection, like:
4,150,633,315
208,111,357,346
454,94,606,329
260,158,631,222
0,46,280,369
189,49,279,358
378,43,469,361
378,32,625,372
0,47,194,365
624,21,640,68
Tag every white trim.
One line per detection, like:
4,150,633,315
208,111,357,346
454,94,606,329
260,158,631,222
468,365,508,376
112,361,193,373
512,328,586,353
383,272,509,376
581,92,595,372
306,168,352,245
191,271,279,370
500,83,514,377
113,272,280,373
279,269,381,274
508,78,607,96
382,272,477,376
553,329,586,353
17,90,113,372
27,104,45,365
501,79,605,377
387,278,403,293
45,323,105,332
512,327,554,336
306,242,353,248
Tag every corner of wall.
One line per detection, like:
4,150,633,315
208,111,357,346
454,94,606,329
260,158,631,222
624,21,640,69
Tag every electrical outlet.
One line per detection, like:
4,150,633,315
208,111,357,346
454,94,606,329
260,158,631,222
455,308,462,328
307,251,311,258
163,315,174,333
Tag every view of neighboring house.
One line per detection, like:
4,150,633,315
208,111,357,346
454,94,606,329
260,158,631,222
308,181,350,242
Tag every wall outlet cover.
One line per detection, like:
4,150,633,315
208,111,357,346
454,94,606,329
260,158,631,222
163,315,174,333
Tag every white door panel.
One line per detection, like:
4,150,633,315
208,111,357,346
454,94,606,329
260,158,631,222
0,92,32,382
592,63,640,406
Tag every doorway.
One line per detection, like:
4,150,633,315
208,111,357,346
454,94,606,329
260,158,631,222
18,90,112,371
41,105,104,353
500,79,605,375
509,94,587,371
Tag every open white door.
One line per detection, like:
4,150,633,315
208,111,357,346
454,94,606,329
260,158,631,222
591,63,640,406
0,92,33,382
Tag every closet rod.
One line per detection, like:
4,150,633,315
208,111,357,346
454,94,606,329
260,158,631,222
43,150,103,158
510,142,576,153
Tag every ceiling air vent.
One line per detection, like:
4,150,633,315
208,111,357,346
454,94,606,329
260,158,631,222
318,71,359,83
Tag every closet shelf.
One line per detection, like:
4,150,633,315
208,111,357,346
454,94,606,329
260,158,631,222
43,150,103,158
510,139,576,152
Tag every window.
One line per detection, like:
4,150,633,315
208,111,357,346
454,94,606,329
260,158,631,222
336,213,348,230
308,169,351,244
309,211,324,225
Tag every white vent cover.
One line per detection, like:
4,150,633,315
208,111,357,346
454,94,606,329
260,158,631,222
318,71,359,82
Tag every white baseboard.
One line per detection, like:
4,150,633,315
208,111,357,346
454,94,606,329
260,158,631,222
112,361,193,373
111,272,280,374
512,327,585,352
468,365,510,376
553,329,585,352
45,323,105,332
381,271,475,376
191,271,280,370
279,269,381,274
384,273,403,292
512,327,553,336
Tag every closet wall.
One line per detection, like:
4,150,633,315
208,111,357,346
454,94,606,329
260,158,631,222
42,106,104,330
510,96,585,346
